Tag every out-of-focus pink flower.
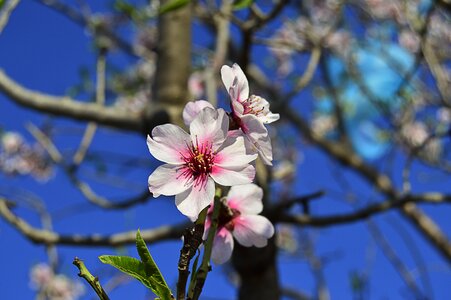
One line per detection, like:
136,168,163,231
205,184,274,264
1,132,24,154
399,30,420,53
30,263,54,289
188,72,205,99
182,100,214,126
221,64,279,165
147,106,257,220
30,263,84,300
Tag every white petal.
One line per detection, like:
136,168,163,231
182,100,215,126
175,177,215,221
261,112,280,124
221,64,249,102
147,124,191,164
210,165,255,186
189,108,228,151
214,136,257,168
148,164,191,197
233,215,274,247
211,227,234,265
240,115,273,165
227,184,263,214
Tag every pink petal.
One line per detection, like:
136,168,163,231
221,64,249,102
227,184,263,214
211,227,234,265
182,100,215,126
147,124,191,164
233,215,274,248
210,165,255,186
214,136,257,168
189,108,228,151
148,164,191,197
175,177,215,220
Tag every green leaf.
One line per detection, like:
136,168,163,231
136,230,172,300
99,255,154,289
0,0,5,10
158,0,190,15
233,0,253,10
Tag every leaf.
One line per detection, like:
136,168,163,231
99,255,154,289
233,0,253,10
158,0,190,15
136,230,172,300
0,0,5,10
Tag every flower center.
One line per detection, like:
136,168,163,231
242,95,266,117
179,138,215,188
214,200,241,231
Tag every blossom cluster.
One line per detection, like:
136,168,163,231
0,131,53,181
29,263,84,300
147,63,278,264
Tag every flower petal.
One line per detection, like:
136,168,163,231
233,215,274,247
221,64,249,103
211,227,234,265
175,177,215,220
210,165,255,186
214,136,257,168
240,115,273,165
182,100,215,126
189,108,228,151
227,184,263,214
147,124,191,164
148,164,191,197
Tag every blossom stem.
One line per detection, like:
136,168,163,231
176,207,208,300
189,189,222,300
73,257,110,300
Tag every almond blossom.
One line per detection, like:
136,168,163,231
147,106,257,220
204,184,275,264
221,63,279,165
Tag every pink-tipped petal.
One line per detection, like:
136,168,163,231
221,64,249,103
189,108,228,151
210,165,255,186
182,100,215,126
148,164,191,197
175,177,215,221
211,227,234,265
227,184,263,214
233,215,275,248
147,124,191,164
214,136,257,168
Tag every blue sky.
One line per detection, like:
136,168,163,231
1,1,450,299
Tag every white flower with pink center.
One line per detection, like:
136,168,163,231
204,184,275,264
221,63,279,165
147,106,257,220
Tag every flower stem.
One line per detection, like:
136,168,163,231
189,190,222,300
176,207,208,300
73,257,110,300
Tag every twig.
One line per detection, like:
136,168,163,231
73,49,106,165
73,257,110,300
0,0,20,34
177,208,208,300
190,195,221,300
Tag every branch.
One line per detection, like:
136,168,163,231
0,0,20,34
0,198,188,246
0,69,169,133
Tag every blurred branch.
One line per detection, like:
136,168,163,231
0,69,167,133
367,220,423,297
0,0,20,34
0,198,188,246
73,50,106,166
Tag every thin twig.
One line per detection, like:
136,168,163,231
73,257,110,300
0,0,20,34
